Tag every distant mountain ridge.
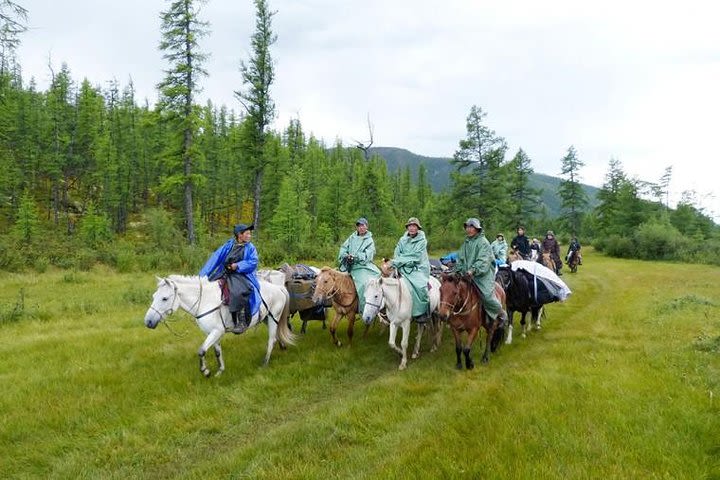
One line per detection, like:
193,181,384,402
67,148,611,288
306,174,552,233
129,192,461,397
369,146,599,217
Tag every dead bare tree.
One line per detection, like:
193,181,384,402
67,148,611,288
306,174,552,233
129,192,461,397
353,114,374,160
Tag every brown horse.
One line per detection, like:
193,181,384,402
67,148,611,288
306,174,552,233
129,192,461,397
438,274,506,369
312,267,358,347
507,247,523,263
540,252,557,273
567,250,580,273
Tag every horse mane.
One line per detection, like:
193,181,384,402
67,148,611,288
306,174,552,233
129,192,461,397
165,275,214,287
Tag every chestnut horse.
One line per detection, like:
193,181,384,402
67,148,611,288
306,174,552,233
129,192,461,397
540,252,557,273
312,267,358,347
438,274,506,369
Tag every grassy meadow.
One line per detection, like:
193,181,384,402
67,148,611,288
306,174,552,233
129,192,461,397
0,250,719,479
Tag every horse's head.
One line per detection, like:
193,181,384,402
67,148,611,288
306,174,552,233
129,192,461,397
495,266,512,292
144,277,179,329
438,273,463,321
361,277,384,325
312,267,335,303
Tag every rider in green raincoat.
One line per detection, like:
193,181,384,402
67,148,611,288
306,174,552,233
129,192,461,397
454,218,507,323
338,217,381,312
390,217,431,322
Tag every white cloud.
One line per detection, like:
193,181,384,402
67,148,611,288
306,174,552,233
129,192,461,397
16,0,720,219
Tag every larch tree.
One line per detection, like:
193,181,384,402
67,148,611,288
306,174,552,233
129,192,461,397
557,146,588,236
157,0,209,245
235,0,276,232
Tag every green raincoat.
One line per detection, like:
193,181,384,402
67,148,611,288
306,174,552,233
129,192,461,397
455,233,503,320
491,238,508,264
338,231,381,311
391,230,430,317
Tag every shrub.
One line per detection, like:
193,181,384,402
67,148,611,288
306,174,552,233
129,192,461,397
603,235,634,258
633,221,685,261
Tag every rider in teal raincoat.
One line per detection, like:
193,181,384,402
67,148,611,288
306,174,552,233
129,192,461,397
337,217,381,312
390,217,431,322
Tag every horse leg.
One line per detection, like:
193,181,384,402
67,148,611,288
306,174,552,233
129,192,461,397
388,322,403,356
452,329,463,370
412,322,425,359
481,324,493,364
466,327,481,368
533,306,542,330
347,313,355,346
399,320,410,370
213,343,225,377
198,329,224,378
430,314,443,352
505,310,514,345
329,309,343,347
520,311,529,338
263,318,278,366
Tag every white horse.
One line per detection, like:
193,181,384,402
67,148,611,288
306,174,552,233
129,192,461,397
361,276,441,370
144,275,296,377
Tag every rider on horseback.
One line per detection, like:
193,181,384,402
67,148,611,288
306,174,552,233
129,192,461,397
453,218,508,327
338,217,381,312
389,217,431,324
510,226,531,260
542,230,563,276
199,224,261,334
566,236,582,265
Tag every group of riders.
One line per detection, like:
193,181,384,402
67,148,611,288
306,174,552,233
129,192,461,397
199,218,582,335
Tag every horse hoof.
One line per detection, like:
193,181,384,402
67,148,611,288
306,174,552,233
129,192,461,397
481,357,489,364
521,333,527,338
411,352,419,359
466,363,475,370
214,370,223,377
336,341,342,347
455,363,463,370
399,363,407,371
202,368,211,378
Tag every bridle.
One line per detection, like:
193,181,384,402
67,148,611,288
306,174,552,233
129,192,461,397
320,273,356,309
440,279,478,317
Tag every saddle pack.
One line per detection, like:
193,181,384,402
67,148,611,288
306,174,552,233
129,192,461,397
279,263,324,312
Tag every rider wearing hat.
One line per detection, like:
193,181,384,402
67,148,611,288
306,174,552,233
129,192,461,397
389,217,431,323
338,217,381,312
491,233,508,266
453,218,507,326
199,223,261,334
542,230,562,275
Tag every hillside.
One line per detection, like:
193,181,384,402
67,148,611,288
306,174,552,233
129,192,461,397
370,146,600,216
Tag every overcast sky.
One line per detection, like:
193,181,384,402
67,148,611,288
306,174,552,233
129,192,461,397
16,0,720,219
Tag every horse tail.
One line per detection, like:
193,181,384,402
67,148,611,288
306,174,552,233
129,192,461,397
276,289,297,347
490,324,505,352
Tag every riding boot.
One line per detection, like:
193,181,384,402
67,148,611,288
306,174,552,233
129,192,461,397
230,311,248,334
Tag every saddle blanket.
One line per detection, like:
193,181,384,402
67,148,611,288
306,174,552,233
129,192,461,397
510,260,572,301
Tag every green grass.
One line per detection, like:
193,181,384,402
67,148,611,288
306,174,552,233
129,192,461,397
0,253,719,479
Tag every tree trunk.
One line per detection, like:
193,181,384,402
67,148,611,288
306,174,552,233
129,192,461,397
253,168,263,232
183,128,195,245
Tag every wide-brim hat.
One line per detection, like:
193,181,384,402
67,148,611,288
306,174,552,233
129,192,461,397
546,230,554,236
463,218,482,230
405,217,423,229
233,223,254,235
496,233,504,239
356,217,368,226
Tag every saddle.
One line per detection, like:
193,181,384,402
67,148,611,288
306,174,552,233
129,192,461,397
218,278,231,305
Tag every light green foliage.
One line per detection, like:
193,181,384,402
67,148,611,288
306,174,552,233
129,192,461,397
11,189,40,244
0,252,718,477
268,165,310,253
78,204,112,248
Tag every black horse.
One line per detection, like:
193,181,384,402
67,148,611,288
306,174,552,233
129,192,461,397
495,265,558,343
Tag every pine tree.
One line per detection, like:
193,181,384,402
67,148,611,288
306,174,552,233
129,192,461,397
11,189,39,245
557,146,588,236
157,0,209,245
269,165,310,253
0,0,27,74
235,0,276,232
450,105,509,230
506,148,541,228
